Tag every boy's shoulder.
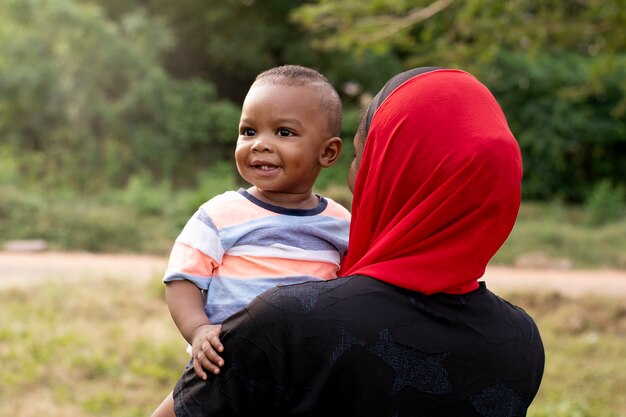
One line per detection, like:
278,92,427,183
320,195,351,220
199,190,242,211
197,190,351,225
202,189,241,203
198,189,270,229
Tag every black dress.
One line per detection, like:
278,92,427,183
173,276,545,417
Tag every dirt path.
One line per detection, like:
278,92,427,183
482,265,626,297
0,251,167,289
2,251,626,297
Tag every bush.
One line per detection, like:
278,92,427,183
584,179,626,226
0,0,241,190
0,185,171,254
120,173,172,217
485,52,626,202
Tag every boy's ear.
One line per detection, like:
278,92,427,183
319,137,342,167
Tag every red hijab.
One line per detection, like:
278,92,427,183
340,69,522,294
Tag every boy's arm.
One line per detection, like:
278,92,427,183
165,280,224,378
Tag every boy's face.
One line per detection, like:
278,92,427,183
236,84,337,199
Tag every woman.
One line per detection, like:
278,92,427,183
171,67,545,417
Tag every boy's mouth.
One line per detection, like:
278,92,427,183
254,164,278,171
250,161,280,174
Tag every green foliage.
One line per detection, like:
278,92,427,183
485,52,626,202
0,187,48,239
291,0,626,59
119,173,173,216
0,184,172,253
291,0,626,202
0,0,239,190
0,147,20,186
46,204,145,252
584,179,626,226
292,0,455,54
87,0,319,103
85,0,405,107
2,0,626,202
492,202,626,269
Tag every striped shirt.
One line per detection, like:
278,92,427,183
163,188,351,324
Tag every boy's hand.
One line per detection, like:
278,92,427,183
190,324,224,380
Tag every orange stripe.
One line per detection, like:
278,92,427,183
219,254,339,280
322,202,352,219
168,243,217,276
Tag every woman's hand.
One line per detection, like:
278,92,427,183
190,324,224,379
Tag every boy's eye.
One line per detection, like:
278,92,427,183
241,128,256,136
277,128,294,137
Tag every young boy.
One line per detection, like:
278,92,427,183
150,65,351,417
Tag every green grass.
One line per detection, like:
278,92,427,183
492,202,626,269
1,276,625,416
0,277,183,417
513,292,626,417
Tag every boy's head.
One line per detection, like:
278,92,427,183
235,65,343,206
252,65,342,137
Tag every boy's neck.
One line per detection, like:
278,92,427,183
247,187,319,210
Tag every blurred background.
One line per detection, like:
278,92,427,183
0,0,625,416
0,0,624,263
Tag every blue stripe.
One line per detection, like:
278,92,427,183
162,273,324,324
205,275,322,323
220,215,349,253
195,209,219,234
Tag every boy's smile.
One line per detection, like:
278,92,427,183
249,159,280,175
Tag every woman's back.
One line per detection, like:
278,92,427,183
175,276,544,417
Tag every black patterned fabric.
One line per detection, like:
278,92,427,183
173,276,544,417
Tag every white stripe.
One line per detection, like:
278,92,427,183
176,217,225,262
227,243,341,265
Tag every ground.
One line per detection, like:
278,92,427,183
1,251,626,297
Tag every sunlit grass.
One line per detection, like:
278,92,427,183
0,277,183,417
493,202,626,269
1,276,625,416
510,292,626,417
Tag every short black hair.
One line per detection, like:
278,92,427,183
253,65,342,137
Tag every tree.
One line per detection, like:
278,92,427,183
0,0,238,190
290,0,626,201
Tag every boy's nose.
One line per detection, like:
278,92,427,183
250,137,272,152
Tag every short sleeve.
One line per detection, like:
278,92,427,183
162,208,224,290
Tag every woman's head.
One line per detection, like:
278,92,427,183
348,67,443,193
342,68,522,294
